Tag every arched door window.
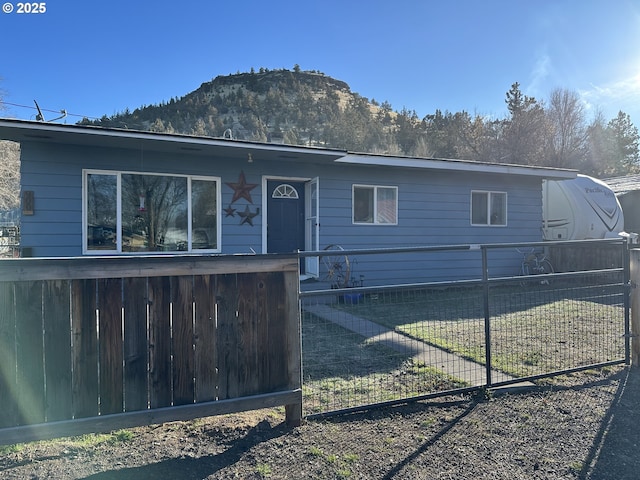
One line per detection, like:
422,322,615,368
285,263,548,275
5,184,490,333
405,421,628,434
272,184,299,199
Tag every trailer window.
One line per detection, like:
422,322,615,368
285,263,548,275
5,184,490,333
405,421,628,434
471,191,507,226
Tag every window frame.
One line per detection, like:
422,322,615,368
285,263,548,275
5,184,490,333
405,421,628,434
470,190,507,226
83,169,222,255
352,184,398,225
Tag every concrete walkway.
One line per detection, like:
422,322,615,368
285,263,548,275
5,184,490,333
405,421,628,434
304,303,522,387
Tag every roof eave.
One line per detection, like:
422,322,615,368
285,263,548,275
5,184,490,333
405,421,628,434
0,118,347,162
0,118,579,179
336,153,577,179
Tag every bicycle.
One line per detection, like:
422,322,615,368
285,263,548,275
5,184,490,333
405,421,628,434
517,247,554,284
322,244,351,288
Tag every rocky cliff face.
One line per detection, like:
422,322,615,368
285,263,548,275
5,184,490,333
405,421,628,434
79,68,384,148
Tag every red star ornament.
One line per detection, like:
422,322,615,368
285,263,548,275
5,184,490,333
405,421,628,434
225,170,258,204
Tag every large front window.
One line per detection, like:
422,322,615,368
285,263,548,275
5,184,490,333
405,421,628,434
84,170,220,254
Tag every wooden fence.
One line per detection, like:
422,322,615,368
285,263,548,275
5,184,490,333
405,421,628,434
0,254,301,445
548,241,624,272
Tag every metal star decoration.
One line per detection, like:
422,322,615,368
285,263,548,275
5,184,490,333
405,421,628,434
224,206,236,217
225,170,258,204
238,205,259,226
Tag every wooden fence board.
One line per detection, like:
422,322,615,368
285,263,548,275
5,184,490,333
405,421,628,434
123,277,148,412
172,276,195,406
0,390,302,447
549,243,623,272
98,278,124,415
0,282,19,428
237,273,259,397
216,274,238,400
71,279,99,418
194,275,217,402
255,272,269,393
266,272,289,391
0,255,300,282
14,281,45,426
43,280,72,422
148,276,171,408
0,254,303,438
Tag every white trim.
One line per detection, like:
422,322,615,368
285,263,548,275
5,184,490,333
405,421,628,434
305,177,320,277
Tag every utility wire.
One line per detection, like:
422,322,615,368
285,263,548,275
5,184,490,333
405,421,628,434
0,100,149,130
0,100,99,120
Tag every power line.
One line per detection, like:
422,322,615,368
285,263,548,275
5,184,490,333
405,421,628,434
0,101,183,132
0,100,153,130
0,100,100,120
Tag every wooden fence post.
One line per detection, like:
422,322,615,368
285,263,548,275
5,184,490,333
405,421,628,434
284,268,303,427
631,248,640,366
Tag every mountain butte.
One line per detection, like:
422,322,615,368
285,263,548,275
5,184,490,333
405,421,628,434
79,68,395,151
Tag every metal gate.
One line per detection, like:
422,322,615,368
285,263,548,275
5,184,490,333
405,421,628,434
300,239,629,417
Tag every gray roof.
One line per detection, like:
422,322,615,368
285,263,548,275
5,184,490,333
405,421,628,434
603,174,640,195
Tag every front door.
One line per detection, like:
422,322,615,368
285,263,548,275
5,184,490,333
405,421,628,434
267,181,306,271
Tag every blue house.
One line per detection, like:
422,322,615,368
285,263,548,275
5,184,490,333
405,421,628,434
0,119,576,285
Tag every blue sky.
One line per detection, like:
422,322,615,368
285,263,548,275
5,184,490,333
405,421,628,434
2,0,640,125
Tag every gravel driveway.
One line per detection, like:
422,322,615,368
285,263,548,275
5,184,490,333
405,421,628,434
0,365,638,479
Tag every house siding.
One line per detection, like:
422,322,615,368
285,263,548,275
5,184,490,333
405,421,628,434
270,166,542,248
309,166,542,283
19,139,545,283
20,142,269,257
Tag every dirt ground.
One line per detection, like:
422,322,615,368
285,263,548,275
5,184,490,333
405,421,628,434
0,365,638,479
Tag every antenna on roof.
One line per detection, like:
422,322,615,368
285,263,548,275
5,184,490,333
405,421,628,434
33,100,68,123
34,100,45,121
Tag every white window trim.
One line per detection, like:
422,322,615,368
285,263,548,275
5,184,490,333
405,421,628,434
470,190,508,227
83,169,222,255
352,184,398,225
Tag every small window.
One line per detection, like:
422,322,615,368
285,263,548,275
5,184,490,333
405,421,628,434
353,185,398,225
471,191,507,226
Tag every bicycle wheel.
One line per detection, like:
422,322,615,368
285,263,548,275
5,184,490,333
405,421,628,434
539,259,554,275
322,244,351,288
536,259,554,285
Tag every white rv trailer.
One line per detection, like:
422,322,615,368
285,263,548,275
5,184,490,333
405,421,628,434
542,174,624,240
